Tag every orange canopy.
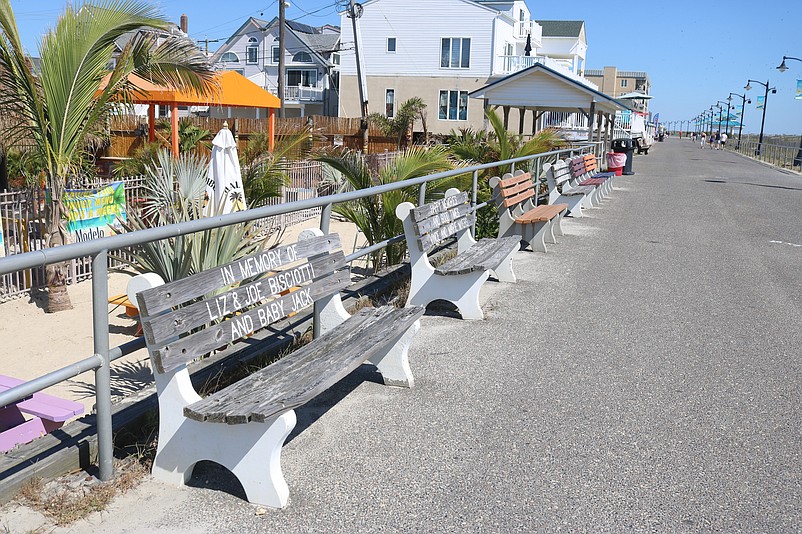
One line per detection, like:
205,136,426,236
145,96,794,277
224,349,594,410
99,70,280,156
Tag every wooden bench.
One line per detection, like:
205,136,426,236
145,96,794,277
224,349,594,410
544,159,597,217
396,188,520,321
635,135,650,154
488,170,568,253
135,230,425,508
568,156,609,204
581,153,616,195
0,375,84,453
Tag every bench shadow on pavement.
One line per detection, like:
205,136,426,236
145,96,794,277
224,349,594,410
704,179,802,191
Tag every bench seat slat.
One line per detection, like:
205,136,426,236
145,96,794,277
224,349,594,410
514,204,568,224
184,305,426,424
0,375,84,422
434,236,521,275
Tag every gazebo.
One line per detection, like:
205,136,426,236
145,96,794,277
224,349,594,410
469,63,629,148
103,70,281,157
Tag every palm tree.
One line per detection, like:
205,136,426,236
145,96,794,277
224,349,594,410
368,97,428,148
0,0,215,312
317,145,459,269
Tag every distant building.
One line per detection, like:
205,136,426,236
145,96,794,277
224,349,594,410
584,66,651,113
338,0,597,134
211,17,340,117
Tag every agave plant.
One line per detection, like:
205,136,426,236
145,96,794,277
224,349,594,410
317,145,459,270
0,0,215,311
115,149,263,282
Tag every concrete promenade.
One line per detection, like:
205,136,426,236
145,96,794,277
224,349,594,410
6,138,802,532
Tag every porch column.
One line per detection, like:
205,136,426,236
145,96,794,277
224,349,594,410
518,108,526,135
503,106,510,129
171,103,179,158
148,104,155,142
531,108,538,136
483,98,490,132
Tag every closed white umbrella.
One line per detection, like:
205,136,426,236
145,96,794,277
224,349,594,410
205,122,247,215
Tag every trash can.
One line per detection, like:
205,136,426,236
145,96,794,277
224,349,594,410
605,151,627,176
611,138,635,175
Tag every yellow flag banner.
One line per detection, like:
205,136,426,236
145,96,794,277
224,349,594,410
63,181,127,242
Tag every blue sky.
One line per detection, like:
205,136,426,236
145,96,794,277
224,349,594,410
9,0,802,134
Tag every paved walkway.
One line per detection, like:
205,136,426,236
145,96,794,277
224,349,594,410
4,138,802,532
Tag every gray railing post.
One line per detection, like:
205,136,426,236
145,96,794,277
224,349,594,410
313,203,334,339
471,170,479,238
92,249,113,481
418,183,427,207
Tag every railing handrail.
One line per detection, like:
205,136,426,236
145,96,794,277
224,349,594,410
0,146,587,275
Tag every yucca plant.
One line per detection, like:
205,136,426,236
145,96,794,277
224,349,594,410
317,145,460,270
0,0,215,311
115,149,263,283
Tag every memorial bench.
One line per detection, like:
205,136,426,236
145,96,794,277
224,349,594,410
396,188,520,320
0,374,84,453
543,159,596,217
135,230,425,508
488,170,568,253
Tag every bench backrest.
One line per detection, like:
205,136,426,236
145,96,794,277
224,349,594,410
568,156,587,180
409,191,474,252
582,153,600,174
491,171,535,211
137,233,348,374
544,159,573,201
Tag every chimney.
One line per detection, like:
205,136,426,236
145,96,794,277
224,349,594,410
180,14,188,34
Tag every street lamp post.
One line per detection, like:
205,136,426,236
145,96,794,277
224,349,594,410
776,56,802,167
728,92,748,149
715,101,727,137
745,79,777,156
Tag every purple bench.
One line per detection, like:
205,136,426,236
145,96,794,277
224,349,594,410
0,375,85,453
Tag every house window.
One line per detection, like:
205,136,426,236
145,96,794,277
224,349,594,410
272,46,281,63
504,42,513,57
220,52,239,63
331,52,340,65
293,51,313,63
246,37,258,64
519,9,525,21
440,38,470,69
286,69,318,87
386,89,395,118
620,79,628,88
387,37,396,53
438,90,468,120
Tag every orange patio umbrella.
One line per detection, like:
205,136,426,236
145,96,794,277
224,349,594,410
98,70,281,157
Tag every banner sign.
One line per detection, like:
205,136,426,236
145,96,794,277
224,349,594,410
796,80,802,100
64,181,127,242
756,96,765,110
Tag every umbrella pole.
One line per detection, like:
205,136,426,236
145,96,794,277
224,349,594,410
148,104,156,142
269,108,276,152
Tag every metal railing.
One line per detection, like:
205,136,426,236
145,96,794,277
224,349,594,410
729,139,802,172
0,144,593,482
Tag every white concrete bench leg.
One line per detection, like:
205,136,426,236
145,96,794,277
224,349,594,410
150,367,297,508
490,244,517,283
552,213,565,237
407,266,489,320
368,320,420,387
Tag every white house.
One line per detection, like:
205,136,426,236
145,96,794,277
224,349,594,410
211,17,340,117
338,0,596,134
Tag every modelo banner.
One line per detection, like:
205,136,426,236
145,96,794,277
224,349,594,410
63,181,127,242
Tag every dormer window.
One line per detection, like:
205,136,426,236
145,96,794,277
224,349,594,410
246,37,258,64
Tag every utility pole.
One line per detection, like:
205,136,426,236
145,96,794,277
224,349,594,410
348,0,369,151
196,37,220,56
278,0,287,118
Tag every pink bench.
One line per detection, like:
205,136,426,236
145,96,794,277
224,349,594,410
0,375,85,453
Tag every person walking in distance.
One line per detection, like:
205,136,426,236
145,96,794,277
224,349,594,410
700,132,706,148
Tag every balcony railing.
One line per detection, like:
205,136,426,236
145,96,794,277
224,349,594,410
284,85,325,103
514,20,542,44
496,55,598,90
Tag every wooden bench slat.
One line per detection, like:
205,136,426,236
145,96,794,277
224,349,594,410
413,203,473,235
499,179,532,199
137,234,341,316
410,191,469,222
418,214,475,251
503,187,535,208
150,270,351,374
435,236,520,275
184,305,426,424
0,375,84,422
515,204,568,223
143,252,346,346
498,172,531,188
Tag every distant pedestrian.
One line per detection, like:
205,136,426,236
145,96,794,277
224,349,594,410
700,132,706,148
720,132,728,149
709,133,716,149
